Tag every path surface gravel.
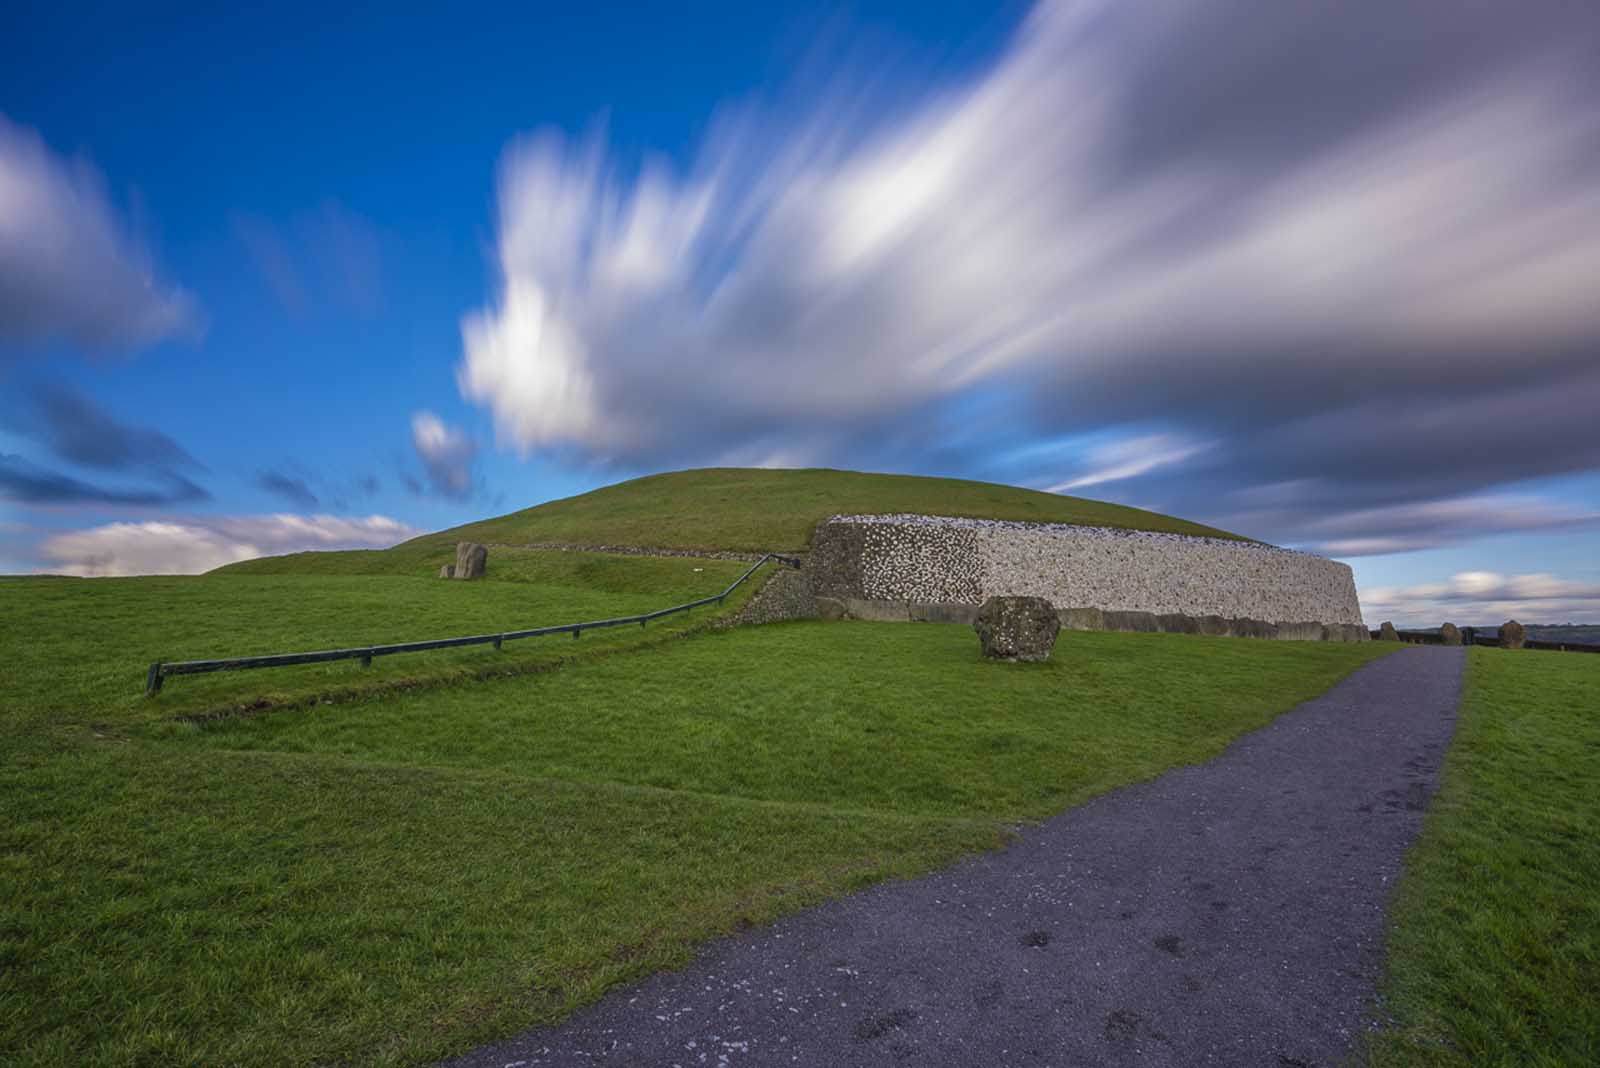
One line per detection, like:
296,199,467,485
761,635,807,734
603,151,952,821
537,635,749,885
445,645,1463,1068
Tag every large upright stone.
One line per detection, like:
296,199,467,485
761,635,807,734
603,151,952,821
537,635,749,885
1379,621,1401,642
1440,622,1462,646
1499,619,1527,650
454,541,488,580
974,595,1060,662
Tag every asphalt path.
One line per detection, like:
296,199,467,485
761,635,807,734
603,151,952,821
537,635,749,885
446,645,1464,1068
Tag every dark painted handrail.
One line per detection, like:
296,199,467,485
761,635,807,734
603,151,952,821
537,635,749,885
145,553,802,694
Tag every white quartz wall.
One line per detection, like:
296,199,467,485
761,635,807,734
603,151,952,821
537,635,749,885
835,514,1363,625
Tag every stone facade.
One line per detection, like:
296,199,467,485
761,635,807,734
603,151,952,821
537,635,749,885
723,565,819,627
809,514,1364,637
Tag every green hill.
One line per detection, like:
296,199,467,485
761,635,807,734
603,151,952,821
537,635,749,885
218,467,1243,578
413,466,1239,555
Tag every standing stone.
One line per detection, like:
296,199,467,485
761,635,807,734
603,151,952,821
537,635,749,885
1379,621,1401,642
438,564,455,579
1499,619,1527,650
1440,622,1462,646
454,541,488,580
974,596,1061,662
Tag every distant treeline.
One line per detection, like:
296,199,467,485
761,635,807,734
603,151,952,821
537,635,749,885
1526,624,1600,644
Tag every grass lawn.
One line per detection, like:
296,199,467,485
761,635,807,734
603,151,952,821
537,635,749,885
1,570,1393,1068
2,550,754,729
1367,647,1600,1067
409,466,1247,554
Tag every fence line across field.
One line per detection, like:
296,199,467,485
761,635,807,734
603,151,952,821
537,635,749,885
144,553,802,695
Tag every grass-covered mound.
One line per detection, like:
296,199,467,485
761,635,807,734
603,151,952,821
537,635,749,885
1,596,1392,1066
248,467,1241,573
428,466,1247,551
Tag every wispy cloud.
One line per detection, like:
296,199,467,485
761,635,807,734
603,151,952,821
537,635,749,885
0,453,208,507
5,380,200,472
37,513,419,576
456,0,1600,554
255,470,319,509
1220,493,1600,557
0,114,200,351
0,381,209,508
410,411,478,499
234,201,384,320
1047,435,1211,492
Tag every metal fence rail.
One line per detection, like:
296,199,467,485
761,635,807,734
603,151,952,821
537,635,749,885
145,553,802,695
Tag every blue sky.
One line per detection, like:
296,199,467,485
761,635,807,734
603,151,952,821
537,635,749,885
3,0,1598,627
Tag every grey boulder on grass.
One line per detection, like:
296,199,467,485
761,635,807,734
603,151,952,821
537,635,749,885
1379,621,1401,642
1499,619,1526,650
455,542,488,580
1440,622,1462,646
974,595,1061,662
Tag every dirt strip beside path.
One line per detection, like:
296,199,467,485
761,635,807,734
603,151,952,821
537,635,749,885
446,645,1463,1068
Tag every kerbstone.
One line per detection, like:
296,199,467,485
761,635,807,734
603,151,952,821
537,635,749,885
845,598,911,623
1058,606,1106,631
911,602,978,625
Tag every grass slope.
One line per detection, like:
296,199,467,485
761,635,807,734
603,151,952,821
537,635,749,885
401,467,1247,556
2,551,754,728
1,605,1394,1067
1368,648,1600,1067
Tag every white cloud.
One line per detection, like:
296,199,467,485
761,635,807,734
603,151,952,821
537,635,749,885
410,411,477,499
0,114,199,349
1047,434,1211,492
1360,570,1600,626
455,1,1600,474
38,514,419,577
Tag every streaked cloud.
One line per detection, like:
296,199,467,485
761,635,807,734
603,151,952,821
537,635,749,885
1047,435,1211,492
1219,493,1600,558
0,452,209,507
255,470,319,509
37,513,419,576
410,411,477,499
234,201,384,320
4,380,200,472
0,114,199,350
457,0,1600,556
0,381,209,508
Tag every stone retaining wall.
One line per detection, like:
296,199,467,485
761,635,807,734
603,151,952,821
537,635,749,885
722,565,819,627
809,514,1364,637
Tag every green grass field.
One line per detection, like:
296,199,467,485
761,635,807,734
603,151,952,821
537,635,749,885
395,466,1247,555
2,549,755,729
0,557,1391,1067
1367,647,1600,1067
